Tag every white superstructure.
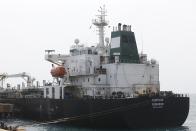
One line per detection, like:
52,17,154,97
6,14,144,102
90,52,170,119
43,6,160,99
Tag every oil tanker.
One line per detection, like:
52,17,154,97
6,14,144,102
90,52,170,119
0,6,189,128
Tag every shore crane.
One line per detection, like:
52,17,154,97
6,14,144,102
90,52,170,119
0,72,35,88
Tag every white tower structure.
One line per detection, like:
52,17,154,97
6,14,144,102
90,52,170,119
92,5,108,48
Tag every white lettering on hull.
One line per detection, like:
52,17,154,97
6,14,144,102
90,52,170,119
152,98,164,108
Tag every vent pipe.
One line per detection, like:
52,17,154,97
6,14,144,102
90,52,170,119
118,23,121,31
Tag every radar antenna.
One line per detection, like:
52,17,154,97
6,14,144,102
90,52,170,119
92,5,108,47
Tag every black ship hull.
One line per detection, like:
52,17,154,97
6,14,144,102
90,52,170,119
0,95,189,128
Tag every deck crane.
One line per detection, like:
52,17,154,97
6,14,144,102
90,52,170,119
0,72,35,88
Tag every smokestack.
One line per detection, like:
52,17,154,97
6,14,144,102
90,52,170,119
118,23,121,31
123,24,127,31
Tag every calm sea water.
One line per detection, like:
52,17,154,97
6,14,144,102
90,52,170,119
1,94,196,131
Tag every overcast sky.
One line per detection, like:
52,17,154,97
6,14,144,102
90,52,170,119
0,0,196,93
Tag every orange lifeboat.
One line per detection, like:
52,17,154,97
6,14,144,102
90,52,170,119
50,66,66,78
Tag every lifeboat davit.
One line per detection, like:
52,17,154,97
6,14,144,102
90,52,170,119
50,66,66,78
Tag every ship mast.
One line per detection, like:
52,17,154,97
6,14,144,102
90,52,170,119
92,5,108,48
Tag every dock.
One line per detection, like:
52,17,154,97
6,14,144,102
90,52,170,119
0,129,7,131
0,103,13,113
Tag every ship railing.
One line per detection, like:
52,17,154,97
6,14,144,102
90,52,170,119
158,91,189,98
83,95,134,100
173,93,189,98
109,59,140,64
133,92,189,98
82,86,135,99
